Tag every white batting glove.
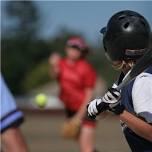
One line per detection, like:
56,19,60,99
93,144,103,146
87,88,122,117
87,98,103,116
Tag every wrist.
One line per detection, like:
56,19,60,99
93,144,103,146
51,63,59,68
119,110,127,117
109,104,125,115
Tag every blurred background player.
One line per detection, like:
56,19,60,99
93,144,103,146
49,36,97,152
0,74,28,152
87,10,152,152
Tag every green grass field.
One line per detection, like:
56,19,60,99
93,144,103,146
21,111,130,152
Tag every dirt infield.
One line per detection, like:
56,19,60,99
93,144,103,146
21,110,130,152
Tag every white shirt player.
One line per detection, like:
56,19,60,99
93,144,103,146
132,72,152,123
112,69,152,131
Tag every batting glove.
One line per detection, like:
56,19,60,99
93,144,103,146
87,88,125,117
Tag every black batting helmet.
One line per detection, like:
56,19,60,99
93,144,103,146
101,10,151,61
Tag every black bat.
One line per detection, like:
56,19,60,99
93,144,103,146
88,48,152,119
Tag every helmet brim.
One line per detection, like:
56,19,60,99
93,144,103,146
100,27,106,34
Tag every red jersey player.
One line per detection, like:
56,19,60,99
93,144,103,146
49,36,97,152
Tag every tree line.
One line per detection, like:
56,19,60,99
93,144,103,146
1,1,118,95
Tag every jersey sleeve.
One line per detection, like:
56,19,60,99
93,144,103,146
83,64,97,88
0,74,24,133
132,73,152,123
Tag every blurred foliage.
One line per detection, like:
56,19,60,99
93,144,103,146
1,1,118,95
5,1,39,39
88,49,119,86
1,1,50,94
22,60,50,91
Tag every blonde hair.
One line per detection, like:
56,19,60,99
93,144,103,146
112,60,135,71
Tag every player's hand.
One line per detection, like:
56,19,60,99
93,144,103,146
48,53,61,66
87,88,124,117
